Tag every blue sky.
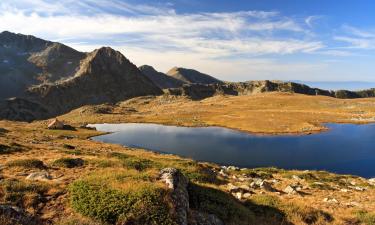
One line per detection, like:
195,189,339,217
1,0,375,82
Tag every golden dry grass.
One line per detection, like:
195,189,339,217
61,92,375,134
1,93,375,224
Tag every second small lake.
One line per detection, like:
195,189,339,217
90,123,375,178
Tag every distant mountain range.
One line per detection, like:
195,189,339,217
0,31,375,121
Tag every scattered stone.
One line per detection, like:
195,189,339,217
243,193,252,198
218,170,228,177
323,197,339,204
227,183,240,192
346,201,361,207
239,184,251,192
284,184,303,195
26,172,52,181
284,185,298,195
159,168,189,225
250,178,263,188
234,192,243,200
260,181,276,192
340,188,349,193
227,166,240,171
368,178,375,186
348,186,366,191
292,175,302,180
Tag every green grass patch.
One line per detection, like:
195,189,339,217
52,158,84,168
87,159,118,168
107,152,129,160
69,180,174,224
107,152,156,171
355,210,375,225
120,157,155,171
6,159,45,169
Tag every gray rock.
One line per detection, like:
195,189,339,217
283,184,302,195
348,186,366,191
26,172,52,181
260,181,276,192
160,168,189,225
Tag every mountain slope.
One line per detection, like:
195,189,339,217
166,67,222,84
139,65,184,89
0,31,85,99
1,47,163,121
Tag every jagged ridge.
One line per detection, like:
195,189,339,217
139,65,184,89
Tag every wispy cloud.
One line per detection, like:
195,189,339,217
304,15,323,28
334,25,375,49
1,0,372,81
0,0,319,57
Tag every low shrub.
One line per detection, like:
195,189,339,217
0,143,24,154
107,152,129,160
356,210,375,225
6,159,45,169
52,158,84,168
69,180,174,224
120,158,154,171
62,144,76,150
1,179,49,208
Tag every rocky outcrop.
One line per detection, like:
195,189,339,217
165,80,375,100
166,67,222,85
1,47,163,121
26,171,52,181
0,31,85,99
139,65,184,89
160,168,189,225
165,80,333,100
159,168,224,225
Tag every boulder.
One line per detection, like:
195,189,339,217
368,178,375,186
283,184,302,195
260,181,276,192
323,197,339,204
26,172,52,181
159,168,189,225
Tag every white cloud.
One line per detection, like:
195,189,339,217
305,15,322,28
334,25,375,49
2,0,371,81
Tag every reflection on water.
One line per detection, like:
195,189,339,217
90,123,375,178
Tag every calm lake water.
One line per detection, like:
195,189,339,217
90,123,375,178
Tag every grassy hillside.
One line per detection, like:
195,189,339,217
1,93,375,224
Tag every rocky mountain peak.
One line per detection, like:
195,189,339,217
166,66,222,85
75,47,132,77
139,65,157,72
0,31,50,52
